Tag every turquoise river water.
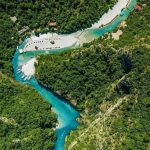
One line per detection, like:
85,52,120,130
12,1,136,150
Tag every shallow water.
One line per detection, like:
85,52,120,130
12,0,136,150
13,41,80,150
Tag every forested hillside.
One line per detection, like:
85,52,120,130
35,2,150,149
0,73,57,150
1,0,115,33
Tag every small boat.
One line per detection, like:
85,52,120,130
120,8,125,16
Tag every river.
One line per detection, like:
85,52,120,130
12,0,136,150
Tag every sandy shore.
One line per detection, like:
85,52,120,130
23,33,78,52
112,30,123,40
18,58,37,79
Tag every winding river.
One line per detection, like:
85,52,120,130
12,1,136,150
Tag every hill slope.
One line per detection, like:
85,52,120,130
0,73,57,150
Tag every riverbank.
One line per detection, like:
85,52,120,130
91,0,130,29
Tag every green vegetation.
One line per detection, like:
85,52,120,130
35,2,150,149
64,47,150,150
1,0,115,33
0,13,19,77
0,73,57,150
36,46,125,112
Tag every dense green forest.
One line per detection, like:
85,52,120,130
0,73,57,150
1,0,115,33
35,2,150,149
0,0,115,77
36,46,125,111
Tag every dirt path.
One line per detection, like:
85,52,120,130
68,96,127,150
